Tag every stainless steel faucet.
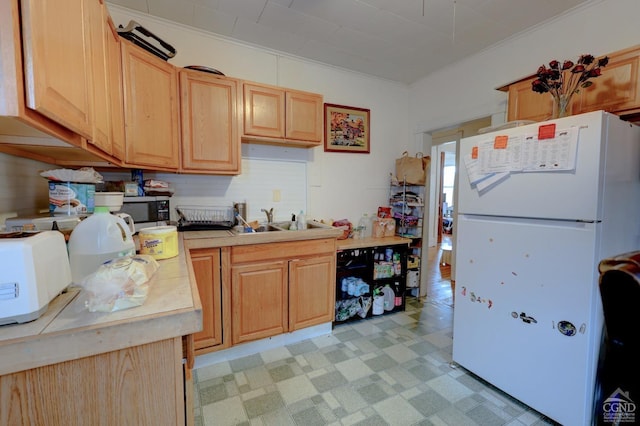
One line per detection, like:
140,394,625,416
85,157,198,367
261,207,274,223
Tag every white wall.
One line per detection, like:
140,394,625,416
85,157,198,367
101,152,308,224
409,0,640,135
0,153,52,225
108,5,412,225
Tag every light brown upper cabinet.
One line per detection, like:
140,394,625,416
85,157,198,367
121,39,180,170
243,82,323,147
20,0,94,140
104,16,126,161
179,69,241,174
574,45,640,116
0,0,122,167
86,0,124,161
500,45,640,122
502,77,559,123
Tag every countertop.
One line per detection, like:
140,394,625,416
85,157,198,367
337,236,412,250
182,222,344,249
0,226,401,376
0,235,201,376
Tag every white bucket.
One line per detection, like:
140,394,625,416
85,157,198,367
67,207,135,284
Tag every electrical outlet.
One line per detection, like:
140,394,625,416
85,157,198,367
273,189,281,202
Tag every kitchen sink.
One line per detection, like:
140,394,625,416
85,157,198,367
233,220,333,235
254,225,281,232
271,220,332,231
234,224,283,234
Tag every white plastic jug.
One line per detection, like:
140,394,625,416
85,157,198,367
68,206,136,284
114,212,136,234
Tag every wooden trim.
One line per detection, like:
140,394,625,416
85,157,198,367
221,247,232,351
0,0,22,117
336,236,410,251
437,151,445,244
241,134,320,147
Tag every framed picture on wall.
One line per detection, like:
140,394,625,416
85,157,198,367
324,103,370,153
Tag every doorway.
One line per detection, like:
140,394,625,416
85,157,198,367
437,144,456,244
429,141,458,245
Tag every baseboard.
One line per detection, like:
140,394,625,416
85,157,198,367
194,322,333,370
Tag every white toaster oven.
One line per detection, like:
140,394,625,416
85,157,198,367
0,231,72,325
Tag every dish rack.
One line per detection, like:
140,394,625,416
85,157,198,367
175,206,234,230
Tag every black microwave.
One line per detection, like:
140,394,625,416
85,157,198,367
119,196,170,231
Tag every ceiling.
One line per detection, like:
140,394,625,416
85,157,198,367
106,0,591,84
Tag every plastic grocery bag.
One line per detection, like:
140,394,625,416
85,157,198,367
79,255,159,312
40,167,103,183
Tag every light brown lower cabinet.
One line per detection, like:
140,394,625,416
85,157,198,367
230,239,336,345
288,254,336,331
231,260,289,344
189,239,336,353
0,338,187,426
189,247,231,354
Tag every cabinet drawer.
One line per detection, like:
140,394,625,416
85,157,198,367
231,238,336,264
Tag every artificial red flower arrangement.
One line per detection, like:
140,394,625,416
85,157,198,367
531,54,609,117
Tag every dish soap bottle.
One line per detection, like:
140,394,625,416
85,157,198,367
297,210,306,230
298,210,307,231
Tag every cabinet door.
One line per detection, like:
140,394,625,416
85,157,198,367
231,261,288,344
575,47,640,115
243,83,285,139
180,70,241,174
21,0,93,139
87,0,110,154
286,90,323,143
105,17,126,160
189,248,224,350
121,40,179,170
0,339,185,425
506,78,557,122
289,254,336,331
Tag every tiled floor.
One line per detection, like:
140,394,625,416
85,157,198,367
192,239,557,426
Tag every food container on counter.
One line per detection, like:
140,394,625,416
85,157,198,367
49,181,95,215
138,225,178,260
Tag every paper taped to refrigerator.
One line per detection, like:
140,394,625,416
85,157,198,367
463,126,580,193
521,127,578,172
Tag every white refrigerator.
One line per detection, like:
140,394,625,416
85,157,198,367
452,110,640,426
